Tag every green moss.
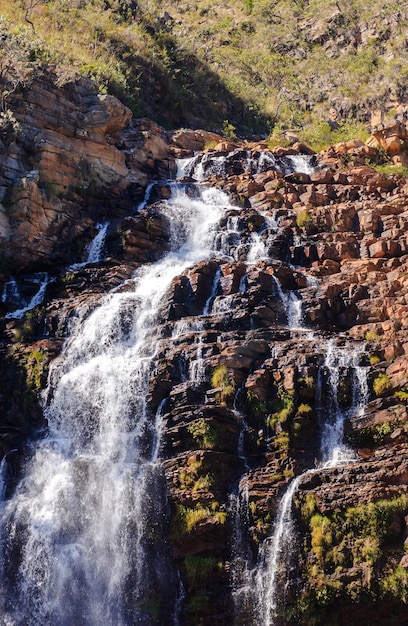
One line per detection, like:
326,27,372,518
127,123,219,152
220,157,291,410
176,457,214,492
365,330,381,341
247,390,268,417
293,494,408,623
380,565,408,603
173,501,226,536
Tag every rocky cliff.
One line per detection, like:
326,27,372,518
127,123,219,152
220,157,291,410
0,72,407,626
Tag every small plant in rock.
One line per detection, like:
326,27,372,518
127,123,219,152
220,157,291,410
373,374,391,396
365,330,381,341
184,555,219,590
187,419,217,449
211,364,235,405
296,210,313,230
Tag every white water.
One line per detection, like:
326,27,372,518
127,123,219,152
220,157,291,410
1,277,21,305
252,339,369,625
0,183,230,625
3,273,51,320
136,181,157,211
189,329,207,384
178,150,316,181
254,475,303,626
202,267,222,315
318,342,368,466
69,221,110,271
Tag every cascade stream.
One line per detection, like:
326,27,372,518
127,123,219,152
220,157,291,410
0,149,375,626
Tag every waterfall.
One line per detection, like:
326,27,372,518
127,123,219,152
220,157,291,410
4,273,52,320
283,154,316,175
202,267,222,315
135,181,157,212
1,277,21,305
84,221,109,264
254,475,303,626
69,221,110,270
271,275,304,330
0,182,231,625
177,149,317,182
230,477,253,622
318,342,367,467
250,339,369,625
189,329,207,384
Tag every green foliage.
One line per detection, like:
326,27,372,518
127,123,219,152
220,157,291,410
184,555,219,590
294,494,408,622
222,119,237,139
0,0,407,135
173,501,227,535
365,330,381,341
268,391,295,429
211,364,235,405
187,419,217,449
297,402,312,415
380,565,408,603
369,354,380,366
395,388,408,400
373,373,391,396
374,164,408,177
296,210,312,229
243,0,254,16
25,348,46,390
247,390,268,417
176,456,214,492
298,122,370,153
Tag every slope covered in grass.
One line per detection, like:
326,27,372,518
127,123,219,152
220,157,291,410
0,0,407,136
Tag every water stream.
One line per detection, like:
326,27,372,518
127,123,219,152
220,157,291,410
0,182,232,625
2,273,53,320
252,340,369,626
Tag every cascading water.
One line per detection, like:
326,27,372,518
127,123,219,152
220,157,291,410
0,182,233,625
252,339,369,625
318,341,368,467
179,149,317,182
69,221,110,270
3,273,52,320
0,146,334,625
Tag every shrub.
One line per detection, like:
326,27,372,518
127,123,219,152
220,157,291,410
296,210,313,229
187,419,217,449
365,330,381,341
373,374,391,396
211,364,235,405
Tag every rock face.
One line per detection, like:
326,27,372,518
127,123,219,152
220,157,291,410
0,70,177,272
0,111,408,626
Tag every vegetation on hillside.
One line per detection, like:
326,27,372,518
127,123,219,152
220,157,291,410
0,0,407,135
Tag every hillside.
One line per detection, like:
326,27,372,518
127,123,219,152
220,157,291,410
1,0,408,136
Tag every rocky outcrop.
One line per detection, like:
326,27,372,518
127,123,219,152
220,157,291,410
0,71,179,272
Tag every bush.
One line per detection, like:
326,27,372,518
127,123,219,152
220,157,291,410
296,210,313,229
211,364,235,405
373,374,391,396
187,419,217,449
